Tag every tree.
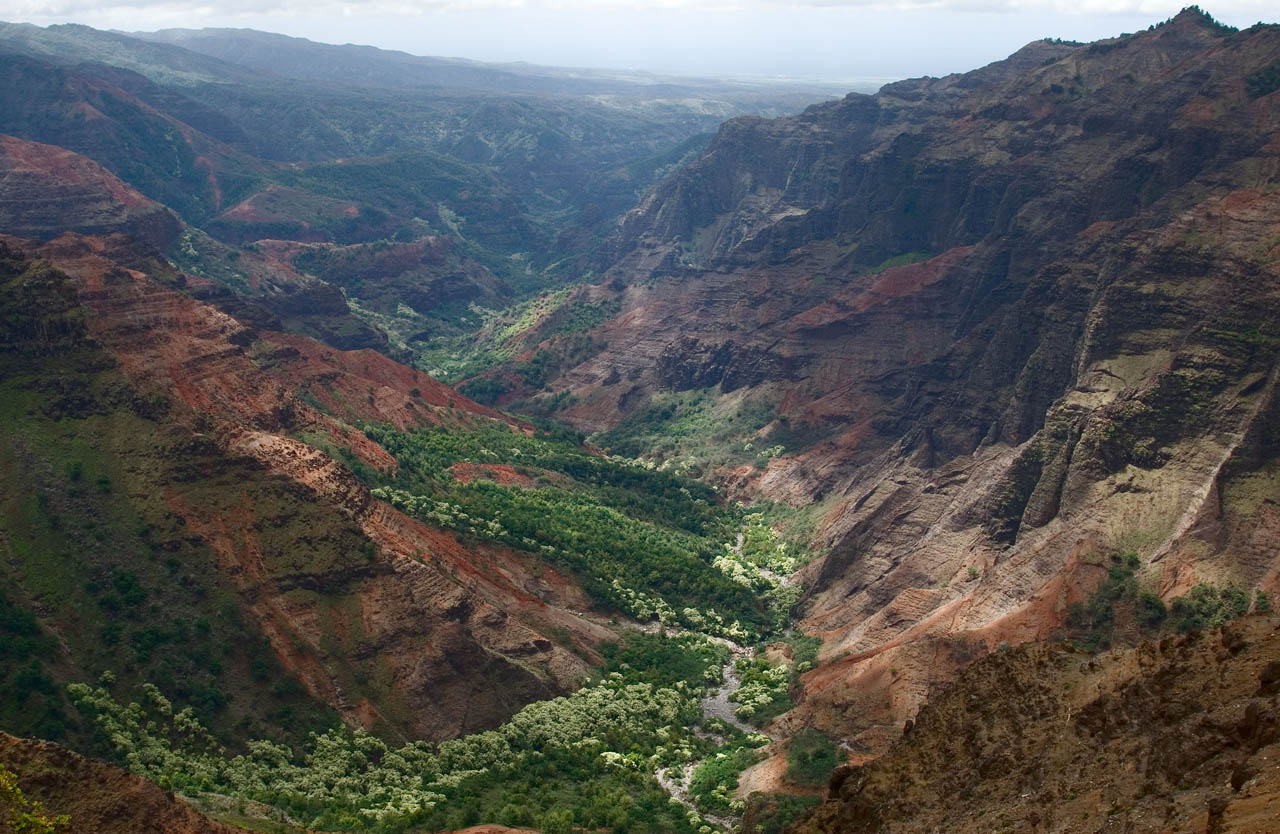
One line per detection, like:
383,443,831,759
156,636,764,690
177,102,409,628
539,808,574,834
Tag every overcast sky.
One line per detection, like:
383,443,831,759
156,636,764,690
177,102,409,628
7,1,1277,84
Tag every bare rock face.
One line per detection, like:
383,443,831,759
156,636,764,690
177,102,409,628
788,615,1280,834
541,11,1280,744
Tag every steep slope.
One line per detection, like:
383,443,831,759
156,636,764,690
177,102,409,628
0,234,609,746
788,614,1280,834
0,134,180,247
0,51,262,223
1,732,246,834
529,9,1280,749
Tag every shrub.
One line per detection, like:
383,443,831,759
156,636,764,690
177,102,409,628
1169,584,1250,633
784,729,840,788
0,765,69,833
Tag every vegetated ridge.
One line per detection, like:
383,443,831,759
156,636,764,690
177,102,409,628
0,230,614,748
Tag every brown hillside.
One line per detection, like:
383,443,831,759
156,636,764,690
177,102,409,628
0,235,609,743
789,614,1280,834
0,733,244,834
0,134,180,248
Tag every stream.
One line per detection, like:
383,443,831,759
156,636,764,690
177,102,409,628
699,640,757,735
647,529,797,829
653,639,755,830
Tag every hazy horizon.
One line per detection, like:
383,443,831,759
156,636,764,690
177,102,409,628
6,3,1278,84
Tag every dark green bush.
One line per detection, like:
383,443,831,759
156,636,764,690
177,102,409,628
784,728,840,788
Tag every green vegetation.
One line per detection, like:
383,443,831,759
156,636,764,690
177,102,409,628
731,635,820,727
593,389,782,471
864,251,931,275
0,591,64,741
1169,584,1251,633
738,512,800,574
601,632,730,690
1065,551,1264,650
784,729,840,788
411,288,619,395
1065,553,1160,651
731,656,792,725
0,250,341,750
1246,60,1280,99
69,635,755,834
741,793,822,834
688,736,768,816
363,422,767,638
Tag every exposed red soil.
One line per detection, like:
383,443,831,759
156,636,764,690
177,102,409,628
213,184,358,240
0,135,179,248
789,246,974,329
0,135,151,208
20,233,504,464
450,462,537,486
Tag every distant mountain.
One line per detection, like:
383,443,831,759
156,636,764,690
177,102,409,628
0,21,264,86
135,26,846,107
0,20,842,292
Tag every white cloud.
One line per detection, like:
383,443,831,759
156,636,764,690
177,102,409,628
9,0,1279,17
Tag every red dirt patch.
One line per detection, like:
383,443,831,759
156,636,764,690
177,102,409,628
450,462,536,486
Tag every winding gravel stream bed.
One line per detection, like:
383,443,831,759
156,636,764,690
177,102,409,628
647,529,799,829
654,638,756,830
645,532,803,823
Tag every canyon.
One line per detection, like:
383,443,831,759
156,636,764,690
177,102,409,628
527,7,1280,768
0,7,1277,834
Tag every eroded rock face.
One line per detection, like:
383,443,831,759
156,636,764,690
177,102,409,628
9,233,610,742
787,615,1280,834
541,11,1280,745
